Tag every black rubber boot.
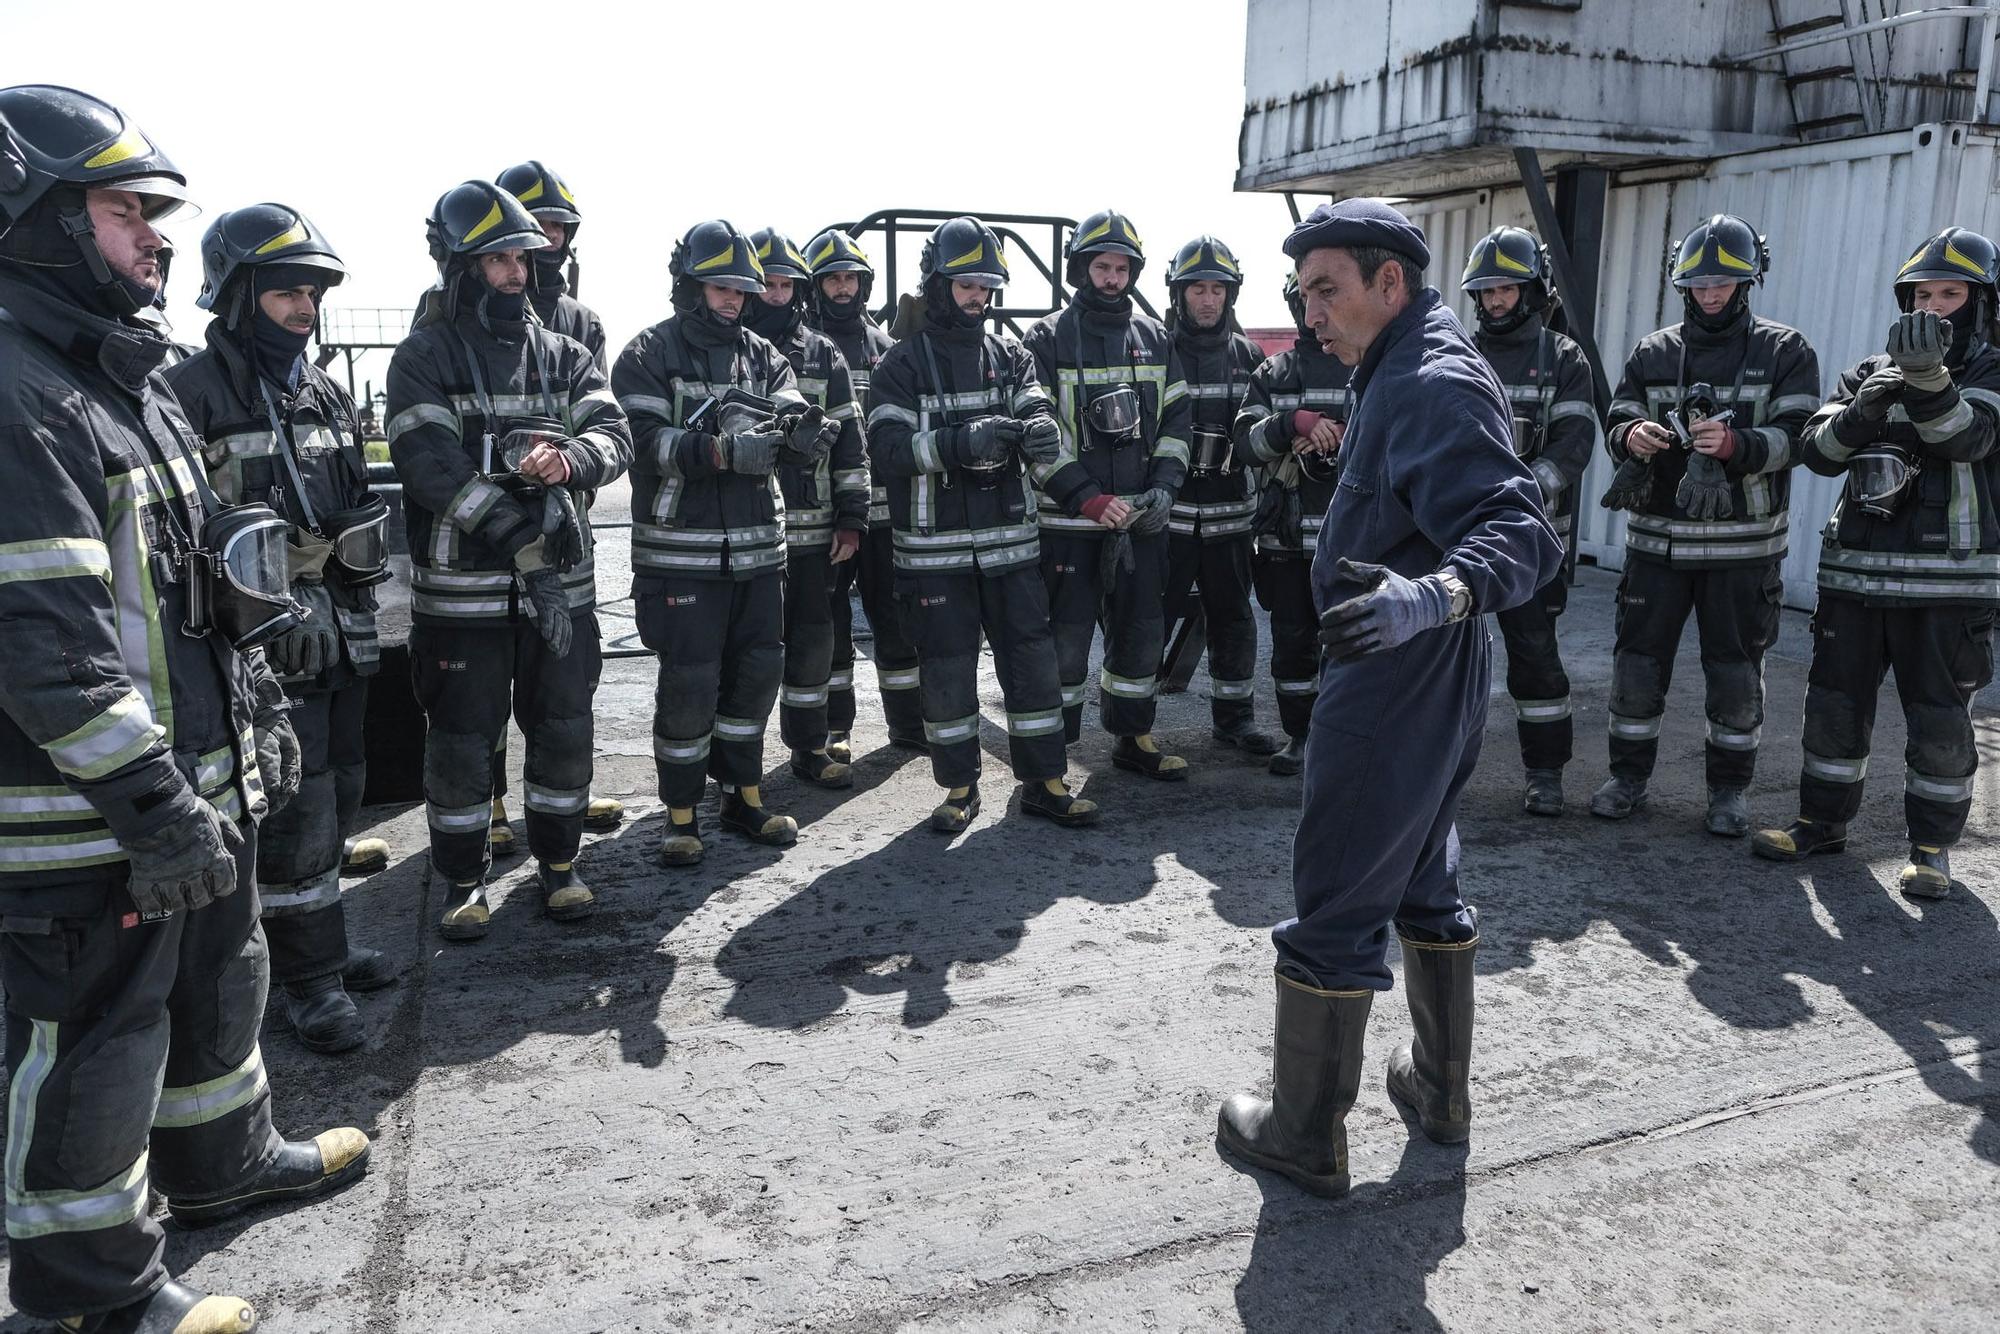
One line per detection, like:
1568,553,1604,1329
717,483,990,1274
538,861,596,921
340,835,389,876
824,731,853,764
791,748,855,789
278,977,364,1055
1900,844,1953,899
719,786,798,846
1216,966,1373,1197
1588,775,1649,820
1751,817,1848,862
166,1128,371,1227
583,794,625,831
1018,780,1101,827
1111,735,1189,781
929,785,980,834
58,1279,258,1333
1522,768,1564,817
1386,931,1477,1144
437,880,490,942
1705,786,1751,838
342,946,397,993
660,810,705,866
1268,735,1306,777
1212,719,1281,757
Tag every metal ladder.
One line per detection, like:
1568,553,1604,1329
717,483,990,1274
1764,0,1882,138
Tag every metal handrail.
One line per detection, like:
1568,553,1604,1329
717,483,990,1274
1725,2,2000,117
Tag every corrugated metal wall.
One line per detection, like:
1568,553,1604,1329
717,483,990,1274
1401,124,2000,607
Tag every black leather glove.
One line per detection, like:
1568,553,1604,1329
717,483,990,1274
1098,530,1137,589
1852,365,1907,422
948,416,1025,468
265,581,339,678
1021,417,1062,468
1128,486,1175,536
254,711,301,816
541,487,585,573
1675,453,1735,521
1887,311,1952,391
125,792,242,915
778,405,834,468
1600,456,1654,511
720,423,785,475
520,566,574,657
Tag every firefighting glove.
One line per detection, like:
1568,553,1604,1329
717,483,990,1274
265,581,340,678
947,416,1025,469
719,423,786,475
1128,486,1175,536
1600,454,1654,511
1318,558,1459,662
541,486,586,573
1022,417,1062,468
1887,311,1953,392
778,404,835,468
519,566,574,658
1675,452,1736,521
1833,365,1906,449
124,791,243,915
254,711,302,816
1098,529,1137,589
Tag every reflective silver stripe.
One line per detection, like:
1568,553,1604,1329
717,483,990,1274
7,1021,152,1238
386,402,461,441
1514,696,1571,723
1548,399,1597,422
1950,461,1980,556
1005,709,1064,737
1099,669,1156,699
1060,682,1088,707
259,867,341,915
1802,750,1867,784
44,689,161,781
782,684,830,707
828,670,854,690
1608,713,1662,740
428,800,491,834
1211,678,1255,700
524,784,588,816
0,786,94,820
1707,723,1761,752
654,735,711,764
713,715,764,741
0,537,111,585
1770,393,1821,416
1274,677,1317,696
154,1045,268,1129
925,713,980,744
446,476,508,532
1907,770,1974,803
879,667,921,690
869,403,920,429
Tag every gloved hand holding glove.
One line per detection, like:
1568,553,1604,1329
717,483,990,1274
1021,417,1062,468
1127,486,1175,536
778,405,836,468
1834,364,1909,450
717,422,786,475
1887,311,1952,392
124,791,242,916
265,581,339,679
947,415,1025,469
1317,558,1465,662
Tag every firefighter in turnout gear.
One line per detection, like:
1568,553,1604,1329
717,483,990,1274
746,226,867,789
810,227,927,757
387,180,633,937
868,217,1101,831
490,159,625,850
0,83,369,1330
615,219,813,863
165,204,396,1054
1594,214,1821,835
1163,236,1278,757
1024,209,1194,776
1462,227,1602,815
1233,272,1353,776
1753,228,2000,897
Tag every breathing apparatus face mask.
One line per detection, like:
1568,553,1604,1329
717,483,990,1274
1084,385,1142,444
495,414,567,476
323,495,391,587
1190,429,1233,475
1845,445,1920,520
181,504,306,648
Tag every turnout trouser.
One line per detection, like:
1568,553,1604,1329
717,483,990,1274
1798,594,1994,846
903,563,1068,789
781,548,836,754
1041,529,1169,742
259,681,367,986
1253,553,1320,740
1166,531,1260,730
1608,557,1782,790
831,526,924,738
1495,574,1573,772
1274,620,1486,990
3,841,282,1319
634,573,783,809
411,613,602,883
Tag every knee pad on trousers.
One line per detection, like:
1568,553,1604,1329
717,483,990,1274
1908,705,1977,778
1704,660,1763,730
424,730,493,811
1609,653,1666,719
52,1012,170,1185
527,715,594,792
1801,682,1866,759
737,640,784,701
212,925,271,1068
256,769,339,885
654,659,723,740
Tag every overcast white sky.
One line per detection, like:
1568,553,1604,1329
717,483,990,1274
9,0,1303,396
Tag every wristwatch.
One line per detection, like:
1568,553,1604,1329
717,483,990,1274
1437,567,1473,623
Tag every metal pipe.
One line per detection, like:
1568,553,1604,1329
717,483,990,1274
1726,5,1993,65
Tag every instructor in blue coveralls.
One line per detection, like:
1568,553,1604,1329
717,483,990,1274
1217,202,1562,1197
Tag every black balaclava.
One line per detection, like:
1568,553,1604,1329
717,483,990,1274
923,276,987,339
1474,282,1545,337
1682,283,1752,338
246,262,323,391
456,257,528,339
744,289,803,342
0,187,159,318
817,276,868,326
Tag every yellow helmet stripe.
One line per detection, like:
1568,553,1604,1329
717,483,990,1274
1494,247,1532,275
254,223,310,256
461,201,505,245
516,179,546,204
1714,243,1756,272
1077,219,1111,245
692,245,736,273
557,182,576,205
1944,239,1988,276
948,243,986,268
83,127,149,171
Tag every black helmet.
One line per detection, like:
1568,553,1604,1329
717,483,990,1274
920,216,1008,291
1669,214,1766,331
427,180,549,273
496,160,580,229
750,227,811,282
745,228,810,339
1168,234,1242,328
1065,209,1144,286
196,203,346,324
1462,226,1554,334
669,219,765,314
1896,227,2000,358
808,227,875,320
1283,270,1307,336
0,85,193,316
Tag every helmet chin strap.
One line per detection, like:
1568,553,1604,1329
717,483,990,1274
55,202,149,318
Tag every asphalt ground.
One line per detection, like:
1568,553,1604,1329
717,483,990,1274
2,479,1996,1332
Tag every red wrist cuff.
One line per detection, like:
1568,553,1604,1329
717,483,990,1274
1080,495,1116,522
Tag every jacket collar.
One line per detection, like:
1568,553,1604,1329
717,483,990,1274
1350,287,1440,404
0,267,171,397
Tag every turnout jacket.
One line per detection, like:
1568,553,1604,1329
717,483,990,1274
867,318,1059,576
532,283,608,375
1606,309,1821,567
819,310,897,529
0,273,275,903
165,322,380,681
1474,314,1600,544
614,312,807,581
386,302,631,625
1023,298,1192,535
1169,323,1265,542
1314,289,1562,618
771,320,870,550
1802,341,2000,605
1234,334,1353,557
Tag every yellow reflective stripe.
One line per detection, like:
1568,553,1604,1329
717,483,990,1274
6,1019,152,1239
386,402,462,441
43,689,161,781
154,1045,268,1129
0,538,111,585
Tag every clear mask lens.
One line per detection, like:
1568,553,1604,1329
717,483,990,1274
1085,386,1142,440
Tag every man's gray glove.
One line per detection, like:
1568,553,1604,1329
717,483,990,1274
519,566,574,658
1128,486,1175,536
778,405,836,468
1852,365,1907,422
719,423,786,475
125,793,242,915
540,486,585,573
948,416,1025,469
1318,558,1462,662
1675,453,1735,521
265,581,338,678
254,712,301,816
1887,311,1953,392
1021,417,1062,468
